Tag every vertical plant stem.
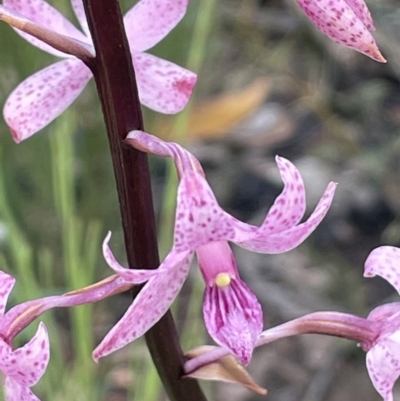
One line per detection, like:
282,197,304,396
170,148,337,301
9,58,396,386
81,1,207,400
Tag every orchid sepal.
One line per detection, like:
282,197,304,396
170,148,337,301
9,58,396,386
4,58,92,143
295,0,385,62
93,250,193,361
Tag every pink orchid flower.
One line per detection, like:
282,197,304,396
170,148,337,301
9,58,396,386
93,135,337,365
363,246,400,401
0,271,50,401
295,0,385,62
183,245,400,400
3,0,196,142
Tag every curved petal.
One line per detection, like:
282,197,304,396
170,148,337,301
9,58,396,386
346,0,374,30
3,376,40,401
366,338,400,401
173,171,252,253
203,278,263,366
102,232,159,283
364,246,400,295
1,323,49,387
295,0,385,62
93,251,193,361
4,58,92,142
368,303,400,323
173,164,336,255
261,156,306,234
71,0,90,38
235,182,337,253
124,0,189,52
133,52,196,114
126,130,204,178
3,0,88,57
0,271,15,318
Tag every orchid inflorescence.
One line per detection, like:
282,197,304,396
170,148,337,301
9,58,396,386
0,0,396,400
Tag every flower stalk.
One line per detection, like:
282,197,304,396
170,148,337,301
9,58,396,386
185,311,380,374
80,0,206,400
0,5,94,61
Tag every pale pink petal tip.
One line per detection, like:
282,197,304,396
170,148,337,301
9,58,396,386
134,52,197,114
203,278,263,365
102,231,157,283
261,156,307,234
236,181,337,254
364,246,400,294
296,0,385,62
365,46,386,64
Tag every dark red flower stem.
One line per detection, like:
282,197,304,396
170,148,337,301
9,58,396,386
81,1,206,400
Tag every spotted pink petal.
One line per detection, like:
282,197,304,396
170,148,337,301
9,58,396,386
3,0,88,57
124,0,189,52
173,171,248,254
1,323,49,387
0,337,11,361
133,52,197,114
70,0,90,38
366,338,400,401
0,271,15,318
364,246,400,295
93,251,193,361
4,58,92,142
295,0,385,62
3,376,40,401
203,277,263,366
172,159,336,255
261,156,306,234
102,231,160,283
345,0,374,30
235,181,337,253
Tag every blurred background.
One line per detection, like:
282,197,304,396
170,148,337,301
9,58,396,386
1,0,400,400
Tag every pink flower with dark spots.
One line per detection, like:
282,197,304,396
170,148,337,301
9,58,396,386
93,134,337,365
295,0,385,62
0,271,50,401
2,0,196,142
183,244,400,399
363,246,400,401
